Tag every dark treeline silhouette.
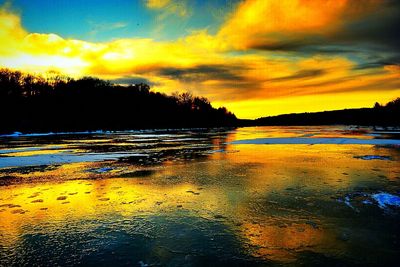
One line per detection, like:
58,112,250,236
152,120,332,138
0,69,237,133
253,98,400,126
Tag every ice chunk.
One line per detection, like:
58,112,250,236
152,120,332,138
86,167,114,173
372,193,400,209
354,155,392,160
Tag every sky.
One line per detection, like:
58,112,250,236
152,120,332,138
0,0,399,119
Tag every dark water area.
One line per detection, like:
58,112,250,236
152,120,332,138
0,126,400,266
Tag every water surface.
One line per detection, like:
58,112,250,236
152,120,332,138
1,126,399,266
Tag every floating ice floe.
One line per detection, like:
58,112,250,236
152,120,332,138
340,192,400,212
0,152,146,168
339,192,370,212
0,127,225,138
354,155,392,160
0,130,109,138
366,133,382,137
371,131,400,134
344,195,356,210
371,193,400,209
205,149,240,154
86,167,114,173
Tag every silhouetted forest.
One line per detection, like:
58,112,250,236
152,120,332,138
254,98,400,126
2,68,399,133
0,69,237,133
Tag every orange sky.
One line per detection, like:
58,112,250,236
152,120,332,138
0,0,399,118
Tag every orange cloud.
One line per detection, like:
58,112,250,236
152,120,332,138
217,0,381,50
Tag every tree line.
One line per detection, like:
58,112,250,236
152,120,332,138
254,98,400,126
0,68,237,133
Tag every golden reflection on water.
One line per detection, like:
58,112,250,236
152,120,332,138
240,222,327,262
0,127,399,263
213,143,397,190
0,176,339,262
224,126,377,142
0,176,232,248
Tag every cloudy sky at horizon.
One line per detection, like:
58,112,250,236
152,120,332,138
0,0,399,118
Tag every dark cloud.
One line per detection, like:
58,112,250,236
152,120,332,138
153,64,264,101
201,80,267,100
334,1,400,50
249,39,363,55
155,64,247,82
247,0,400,62
111,76,156,86
352,54,400,70
250,39,314,52
300,46,359,55
268,69,326,82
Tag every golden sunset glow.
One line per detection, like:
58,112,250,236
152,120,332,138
0,0,399,118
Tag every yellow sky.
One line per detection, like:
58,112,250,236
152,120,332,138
0,0,399,118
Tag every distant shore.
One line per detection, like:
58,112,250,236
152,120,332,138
244,98,400,127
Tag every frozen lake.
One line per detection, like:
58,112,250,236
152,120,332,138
0,126,399,266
